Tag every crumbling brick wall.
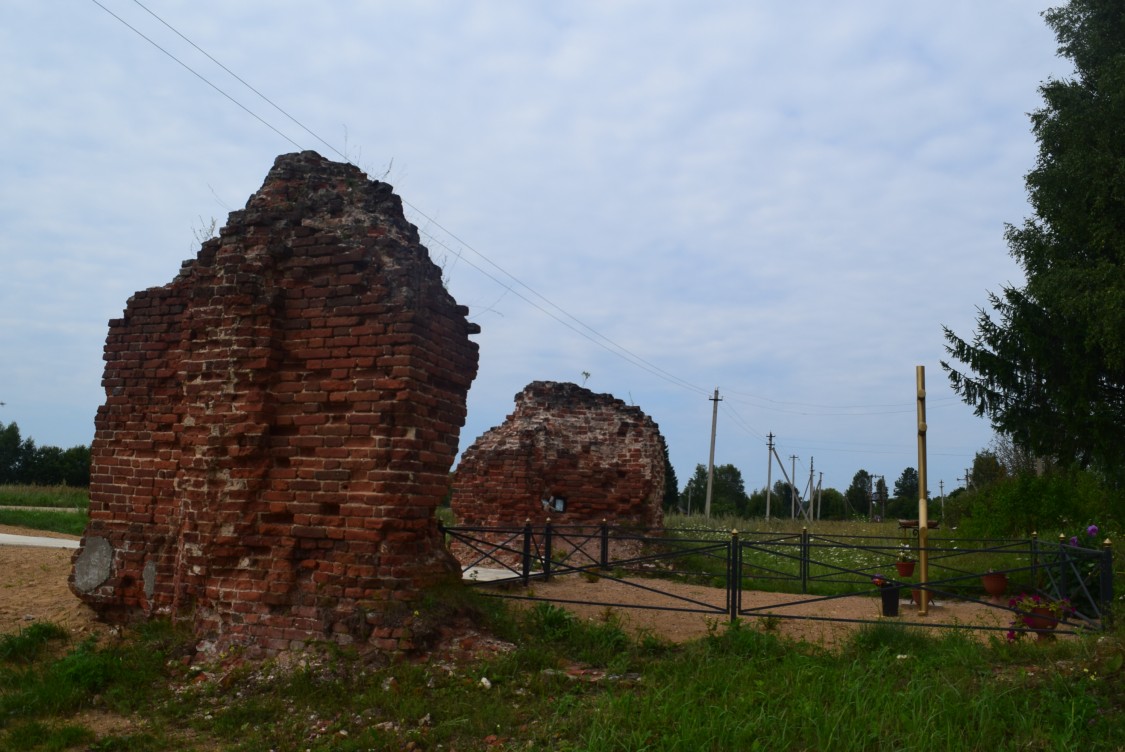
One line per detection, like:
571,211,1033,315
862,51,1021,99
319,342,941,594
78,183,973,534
70,151,479,655
450,381,666,533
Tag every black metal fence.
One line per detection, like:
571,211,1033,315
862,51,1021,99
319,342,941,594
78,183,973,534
440,521,1115,636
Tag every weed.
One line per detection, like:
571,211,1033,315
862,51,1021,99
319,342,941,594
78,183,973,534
0,623,68,663
759,612,781,633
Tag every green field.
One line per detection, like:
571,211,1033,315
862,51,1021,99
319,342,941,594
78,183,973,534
0,485,88,536
0,485,88,510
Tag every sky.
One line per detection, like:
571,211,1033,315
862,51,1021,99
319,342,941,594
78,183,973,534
1,1,1073,502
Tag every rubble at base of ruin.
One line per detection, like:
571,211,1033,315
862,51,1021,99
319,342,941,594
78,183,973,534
450,381,667,537
69,151,479,657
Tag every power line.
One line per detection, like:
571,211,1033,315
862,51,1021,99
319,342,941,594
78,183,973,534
89,0,712,400
87,0,982,429
719,402,765,441
88,0,303,152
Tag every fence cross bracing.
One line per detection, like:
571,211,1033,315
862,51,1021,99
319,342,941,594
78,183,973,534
440,522,1115,637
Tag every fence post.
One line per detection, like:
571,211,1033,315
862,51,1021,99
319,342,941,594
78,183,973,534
544,518,553,582
729,529,740,623
801,527,809,594
521,519,532,585
1030,531,1039,588
1101,538,1114,625
600,518,609,571
1058,533,1069,600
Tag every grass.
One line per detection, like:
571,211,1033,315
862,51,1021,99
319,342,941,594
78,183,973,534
0,485,88,536
0,492,1118,748
658,513,1083,598
0,600,1122,751
0,486,88,510
0,508,87,536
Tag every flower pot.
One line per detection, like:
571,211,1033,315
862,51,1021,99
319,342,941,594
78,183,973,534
981,572,1008,599
895,560,916,578
1023,607,1059,639
879,586,900,617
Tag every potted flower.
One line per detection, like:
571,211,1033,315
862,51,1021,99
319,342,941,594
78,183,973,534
1006,592,1073,641
981,569,1008,600
895,545,916,578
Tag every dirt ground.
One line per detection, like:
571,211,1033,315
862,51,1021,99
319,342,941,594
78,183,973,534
0,526,107,639
0,524,1015,649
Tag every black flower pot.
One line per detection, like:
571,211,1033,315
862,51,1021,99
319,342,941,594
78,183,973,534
880,586,901,617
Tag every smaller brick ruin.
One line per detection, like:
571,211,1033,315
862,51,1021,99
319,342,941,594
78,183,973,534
450,381,666,532
70,151,479,655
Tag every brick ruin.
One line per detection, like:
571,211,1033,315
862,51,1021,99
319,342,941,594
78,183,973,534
69,151,479,655
450,381,666,533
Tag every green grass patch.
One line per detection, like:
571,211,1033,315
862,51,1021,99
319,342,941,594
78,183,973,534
0,623,69,664
3,596,1123,751
0,508,87,536
0,485,88,510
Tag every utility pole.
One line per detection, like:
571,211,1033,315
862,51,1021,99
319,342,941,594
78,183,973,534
916,365,931,616
765,433,774,521
867,474,874,521
704,388,721,518
789,454,798,518
807,457,815,520
875,475,885,520
939,479,945,521
817,472,823,520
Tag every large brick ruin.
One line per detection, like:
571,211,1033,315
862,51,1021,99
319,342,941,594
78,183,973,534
70,151,479,655
450,381,666,531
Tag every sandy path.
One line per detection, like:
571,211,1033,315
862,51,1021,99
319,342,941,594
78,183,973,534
0,524,1014,648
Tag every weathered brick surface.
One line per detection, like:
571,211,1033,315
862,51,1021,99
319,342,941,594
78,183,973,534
70,151,479,656
450,381,665,533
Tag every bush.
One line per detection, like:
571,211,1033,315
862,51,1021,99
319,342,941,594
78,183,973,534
952,468,1118,538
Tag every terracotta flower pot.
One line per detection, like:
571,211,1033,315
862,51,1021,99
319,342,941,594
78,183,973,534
1023,606,1059,639
895,560,916,578
981,572,1008,599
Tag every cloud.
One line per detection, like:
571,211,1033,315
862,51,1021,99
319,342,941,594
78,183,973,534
0,0,1066,493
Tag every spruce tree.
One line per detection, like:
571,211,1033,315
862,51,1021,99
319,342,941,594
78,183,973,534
942,0,1125,481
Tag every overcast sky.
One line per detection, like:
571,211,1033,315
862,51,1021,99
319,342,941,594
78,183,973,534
2,1,1071,500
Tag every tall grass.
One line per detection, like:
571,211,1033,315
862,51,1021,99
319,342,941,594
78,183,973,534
0,485,88,510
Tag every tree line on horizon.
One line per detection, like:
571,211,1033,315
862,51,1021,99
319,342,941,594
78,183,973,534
671,462,929,522
0,421,90,487
671,431,1119,539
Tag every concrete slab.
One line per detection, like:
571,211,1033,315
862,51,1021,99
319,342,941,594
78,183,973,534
462,567,520,582
0,533,79,549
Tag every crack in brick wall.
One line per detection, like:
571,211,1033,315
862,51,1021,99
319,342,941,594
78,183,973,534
70,151,479,655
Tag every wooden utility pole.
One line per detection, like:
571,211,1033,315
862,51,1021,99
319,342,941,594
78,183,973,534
916,366,930,616
704,388,721,517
